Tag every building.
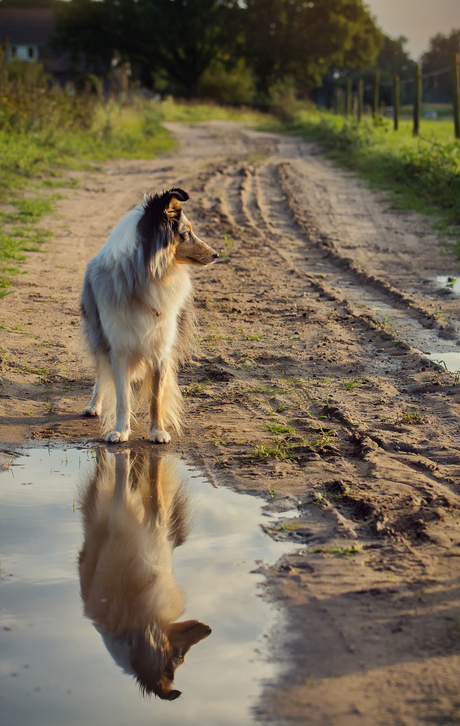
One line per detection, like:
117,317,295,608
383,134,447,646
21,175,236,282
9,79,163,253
0,7,55,64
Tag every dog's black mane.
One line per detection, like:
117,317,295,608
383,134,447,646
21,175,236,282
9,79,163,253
137,188,189,269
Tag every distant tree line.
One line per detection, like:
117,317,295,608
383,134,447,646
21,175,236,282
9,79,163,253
0,0,458,105
49,0,385,98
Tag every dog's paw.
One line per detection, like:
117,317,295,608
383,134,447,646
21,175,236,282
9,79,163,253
105,430,130,443
82,405,100,417
149,429,171,444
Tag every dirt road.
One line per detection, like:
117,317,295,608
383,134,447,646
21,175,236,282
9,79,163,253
1,121,460,724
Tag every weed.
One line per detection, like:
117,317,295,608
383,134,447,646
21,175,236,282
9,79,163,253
183,382,207,397
253,440,293,461
268,518,302,531
211,435,228,447
398,411,428,425
265,421,294,434
341,376,368,391
309,545,363,556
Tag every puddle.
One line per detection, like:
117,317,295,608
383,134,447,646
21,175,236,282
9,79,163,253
436,275,460,294
425,351,460,375
0,447,294,726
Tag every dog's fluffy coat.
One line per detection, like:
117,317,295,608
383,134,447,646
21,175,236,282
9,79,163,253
81,188,218,443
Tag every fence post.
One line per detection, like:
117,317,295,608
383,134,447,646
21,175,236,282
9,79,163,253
452,53,460,140
345,78,352,117
373,71,380,118
413,63,421,136
393,75,400,131
357,78,363,122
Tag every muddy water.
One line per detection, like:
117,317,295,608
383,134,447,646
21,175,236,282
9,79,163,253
0,447,293,726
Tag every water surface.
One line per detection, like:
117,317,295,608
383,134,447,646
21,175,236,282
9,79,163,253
0,446,292,726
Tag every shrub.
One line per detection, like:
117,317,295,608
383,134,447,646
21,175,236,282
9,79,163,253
198,59,256,106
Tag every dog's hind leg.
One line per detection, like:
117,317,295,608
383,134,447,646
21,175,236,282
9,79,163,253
82,354,111,417
106,353,131,443
149,363,172,444
82,379,103,417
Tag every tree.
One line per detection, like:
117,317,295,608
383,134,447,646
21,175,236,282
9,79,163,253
137,0,242,96
244,0,383,93
421,29,460,103
52,0,242,96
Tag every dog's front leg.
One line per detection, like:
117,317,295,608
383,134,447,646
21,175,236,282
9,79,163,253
106,353,131,443
149,363,171,444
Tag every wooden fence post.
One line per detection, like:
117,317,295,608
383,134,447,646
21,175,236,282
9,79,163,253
373,71,380,118
345,78,352,117
393,75,400,131
452,53,460,140
357,79,364,123
413,63,421,136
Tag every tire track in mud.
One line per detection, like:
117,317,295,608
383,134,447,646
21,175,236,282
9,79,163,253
194,152,460,554
161,126,460,725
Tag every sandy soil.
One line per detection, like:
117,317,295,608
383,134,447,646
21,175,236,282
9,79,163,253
1,121,460,724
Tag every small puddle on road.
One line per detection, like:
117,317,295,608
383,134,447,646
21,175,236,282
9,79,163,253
436,275,460,294
0,447,294,726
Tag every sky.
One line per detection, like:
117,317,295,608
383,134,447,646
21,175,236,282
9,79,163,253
366,0,460,60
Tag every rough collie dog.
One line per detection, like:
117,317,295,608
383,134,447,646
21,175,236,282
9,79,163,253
81,188,218,443
78,448,211,700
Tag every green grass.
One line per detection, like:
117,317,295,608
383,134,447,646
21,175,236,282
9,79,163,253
259,106,460,245
160,99,267,124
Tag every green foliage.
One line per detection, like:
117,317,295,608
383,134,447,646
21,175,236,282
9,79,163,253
54,0,243,97
54,0,382,97
245,0,383,92
198,59,256,106
0,55,96,134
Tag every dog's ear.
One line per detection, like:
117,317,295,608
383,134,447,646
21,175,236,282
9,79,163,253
162,188,189,220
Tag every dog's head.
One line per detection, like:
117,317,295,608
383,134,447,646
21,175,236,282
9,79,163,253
130,619,212,700
137,189,218,278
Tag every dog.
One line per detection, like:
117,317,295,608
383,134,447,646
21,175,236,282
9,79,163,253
80,188,218,443
78,448,212,700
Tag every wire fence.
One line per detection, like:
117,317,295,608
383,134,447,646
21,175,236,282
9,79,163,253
333,55,460,139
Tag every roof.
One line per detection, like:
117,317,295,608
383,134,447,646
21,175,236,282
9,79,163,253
0,8,55,45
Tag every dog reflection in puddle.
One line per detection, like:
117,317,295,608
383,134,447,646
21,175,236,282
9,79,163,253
78,448,211,700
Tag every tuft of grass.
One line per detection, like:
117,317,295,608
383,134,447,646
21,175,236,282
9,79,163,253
398,411,428,425
253,440,293,461
341,376,368,391
265,421,294,434
182,382,207,397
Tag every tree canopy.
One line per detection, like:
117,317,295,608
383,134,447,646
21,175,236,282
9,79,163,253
49,0,382,96
421,29,460,103
244,0,382,93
